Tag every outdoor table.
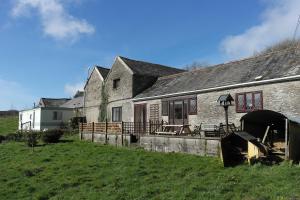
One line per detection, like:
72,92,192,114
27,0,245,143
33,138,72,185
156,124,191,135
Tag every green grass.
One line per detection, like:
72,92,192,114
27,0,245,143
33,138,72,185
0,116,18,135
1,138,300,200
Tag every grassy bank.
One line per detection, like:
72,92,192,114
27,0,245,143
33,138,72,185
0,116,18,135
0,138,300,200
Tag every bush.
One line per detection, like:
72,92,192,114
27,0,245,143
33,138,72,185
5,132,24,142
42,129,63,143
69,117,86,130
0,135,5,143
25,132,38,147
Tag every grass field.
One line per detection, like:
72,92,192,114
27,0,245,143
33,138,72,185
1,137,300,200
0,116,18,135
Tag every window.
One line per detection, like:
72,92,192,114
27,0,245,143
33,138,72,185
162,101,169,116
188,98,197,115
236,91,263,113
113,79,120,89
53,111,63,120
162,97,197,116
112,107,122,122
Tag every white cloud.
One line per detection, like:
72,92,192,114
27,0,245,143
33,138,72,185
11,0,95,41
0,78,36,110
64,82,84,97
220,0,300,59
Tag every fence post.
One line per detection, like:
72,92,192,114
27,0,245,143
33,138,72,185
105,119,108,144
121,121,124,146
92,122,94,142
161,120,164,132
80,123,83,140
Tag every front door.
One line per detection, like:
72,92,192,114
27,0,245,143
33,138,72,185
169,100,188,125
134,104,147,134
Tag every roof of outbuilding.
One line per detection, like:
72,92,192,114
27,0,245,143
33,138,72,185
119,56,185,77
60,96,84,109
96,66,110,79
135,48,300,99
39,98,71,107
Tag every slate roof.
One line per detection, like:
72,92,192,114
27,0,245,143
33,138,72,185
39,98,71,107
60,96,84,109
119,56,185,77
135,48,300,99
96,66,110,79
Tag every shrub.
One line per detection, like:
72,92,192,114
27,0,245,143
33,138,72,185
25,132,38,147
5,132,24,142
0,135,5,143
42,129,63,143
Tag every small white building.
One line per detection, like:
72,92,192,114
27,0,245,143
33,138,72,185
19,107,74,131
19,96,84,131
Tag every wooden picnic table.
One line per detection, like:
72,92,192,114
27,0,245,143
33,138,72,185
156,124,191,135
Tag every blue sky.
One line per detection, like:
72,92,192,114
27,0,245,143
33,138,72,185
0,0,299,110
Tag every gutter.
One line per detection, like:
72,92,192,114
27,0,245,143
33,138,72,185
133,75,300,102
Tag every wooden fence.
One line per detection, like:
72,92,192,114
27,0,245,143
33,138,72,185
79,120,164,141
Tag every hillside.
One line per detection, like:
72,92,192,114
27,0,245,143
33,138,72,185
0,116,18,135
0,137,300,200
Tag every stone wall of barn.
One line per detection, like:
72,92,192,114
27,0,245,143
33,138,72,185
134,80,300,131
107,99,133,122
84,69,103,122
193,80,300,128
106,58,133,101
105,59,135,122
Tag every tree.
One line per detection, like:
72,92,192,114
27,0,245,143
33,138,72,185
184,61,210,71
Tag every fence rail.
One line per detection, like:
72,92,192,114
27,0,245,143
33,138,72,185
79,120,164,137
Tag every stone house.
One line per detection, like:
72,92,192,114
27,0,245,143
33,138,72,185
84,66,110,122
84,56,184,123
84,48,300,131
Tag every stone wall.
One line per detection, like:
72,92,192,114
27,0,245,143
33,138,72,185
107,99,133,122
106,58,133,102
136,80,300,130
195,80,300,127
81,133,220,157
81,133,131,146
84,69,103,122
140,135,220,156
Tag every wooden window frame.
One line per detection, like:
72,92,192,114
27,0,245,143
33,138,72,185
188,98,197,115
162,96,198,116
112,107,122,122
235,91,263,113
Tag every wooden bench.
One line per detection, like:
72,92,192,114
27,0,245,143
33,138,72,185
200,124,220,137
